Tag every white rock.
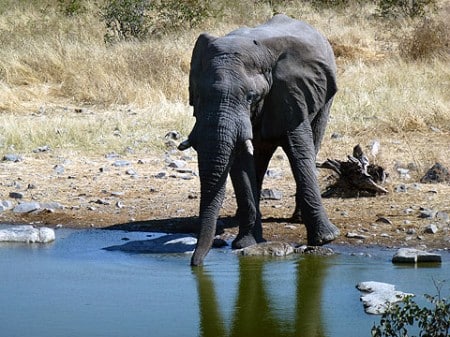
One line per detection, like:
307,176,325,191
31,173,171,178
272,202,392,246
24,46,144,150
0,200,14,211
0,225,55,243
103,234,197,254
356,281,414,315
13,202,40,214
392,248,441,263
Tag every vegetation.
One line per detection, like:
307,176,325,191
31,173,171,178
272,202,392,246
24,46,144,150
376,0,437,18
372,282,449,337
0,0,448,156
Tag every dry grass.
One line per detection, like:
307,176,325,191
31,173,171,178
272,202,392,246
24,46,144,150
0,0,448,161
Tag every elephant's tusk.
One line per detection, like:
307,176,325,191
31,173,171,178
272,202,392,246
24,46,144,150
178,139,191,151
244,139,254,156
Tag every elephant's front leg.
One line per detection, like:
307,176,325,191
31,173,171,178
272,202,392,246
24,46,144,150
230,148,263,249
282,122,340,246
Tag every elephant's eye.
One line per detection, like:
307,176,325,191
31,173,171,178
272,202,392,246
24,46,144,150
246,91,257,103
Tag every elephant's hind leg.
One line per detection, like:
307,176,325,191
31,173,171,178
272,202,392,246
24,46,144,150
282,122,339,245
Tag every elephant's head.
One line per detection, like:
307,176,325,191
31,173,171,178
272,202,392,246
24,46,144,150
180,16,337,266
186,33,274,150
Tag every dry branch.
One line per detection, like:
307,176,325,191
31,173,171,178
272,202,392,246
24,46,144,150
319,145,388,198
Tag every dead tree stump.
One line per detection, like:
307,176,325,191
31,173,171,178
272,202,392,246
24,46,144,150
319,145,388,198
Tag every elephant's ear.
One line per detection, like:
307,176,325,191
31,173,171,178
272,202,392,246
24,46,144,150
260,45,337,139
189,33,216,108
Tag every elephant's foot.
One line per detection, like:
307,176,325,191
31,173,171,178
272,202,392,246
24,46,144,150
307,221,340,246
251,222,266,244
232,233,257,249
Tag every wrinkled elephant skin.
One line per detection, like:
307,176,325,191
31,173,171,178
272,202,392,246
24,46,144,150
181,14,340,266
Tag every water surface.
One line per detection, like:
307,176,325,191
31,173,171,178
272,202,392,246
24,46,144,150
0,227,448,337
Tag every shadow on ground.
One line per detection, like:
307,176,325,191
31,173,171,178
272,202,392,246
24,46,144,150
104,216,237,235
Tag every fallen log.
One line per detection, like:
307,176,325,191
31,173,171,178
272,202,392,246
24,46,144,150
319,144,388,197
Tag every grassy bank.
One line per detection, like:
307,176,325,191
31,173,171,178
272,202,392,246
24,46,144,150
0,0,448,159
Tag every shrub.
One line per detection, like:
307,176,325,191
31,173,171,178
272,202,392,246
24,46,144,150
399,17,450,60
100,0,212,43
376,0,437,18
101,0,152,42
57,0,86,16
371,284,449,337
305,0,364,10
154,0,212,32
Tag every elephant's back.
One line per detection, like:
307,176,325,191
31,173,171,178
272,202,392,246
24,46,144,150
229,14,324,42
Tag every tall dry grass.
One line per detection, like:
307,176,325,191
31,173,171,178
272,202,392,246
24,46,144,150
0,0,448,158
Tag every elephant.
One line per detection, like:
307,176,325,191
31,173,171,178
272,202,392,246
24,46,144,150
179,14,340,266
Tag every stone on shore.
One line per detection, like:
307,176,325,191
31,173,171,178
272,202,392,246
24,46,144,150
0,225,55,243
103,234,197,254
239,241,295,256
356,281,414,315
13,202,41,214
392,248,441,263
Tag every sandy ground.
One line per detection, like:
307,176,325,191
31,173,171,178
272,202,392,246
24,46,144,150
0,131,449,251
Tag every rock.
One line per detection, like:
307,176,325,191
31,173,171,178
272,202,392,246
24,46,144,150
294,245,335,255
284,224,298,230
9,192,24,199
346,232,368,240
154,172,166,179
125,169,137,176
403,208,414,215
375,217,393,225
33,145,50,153
168,160,187,169
164,130,181,140
3,154,23,162
110,191,125,196
369,140,380,158
396,167,410,179
392,248,441,263
419,208,436,219
356,281,414,315
260,188,283,200
239,241,294,257
112,160,131,167
103,234,197,254
424,224,438,234
53,165,65,174
13,202,41,214
94,199,110,205
0,225,55,243
435,211,449,223
265,169,283,178
174,168,193,174
394,184,407,193
105,152,120,159
0,200,14,211
39,202,64,211
420,162,450,184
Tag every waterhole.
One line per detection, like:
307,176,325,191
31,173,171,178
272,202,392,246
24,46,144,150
0,227,448,337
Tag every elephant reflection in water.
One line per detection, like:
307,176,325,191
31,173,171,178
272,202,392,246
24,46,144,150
194,256,329,337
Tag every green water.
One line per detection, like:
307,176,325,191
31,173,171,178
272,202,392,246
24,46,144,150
0,228,448,337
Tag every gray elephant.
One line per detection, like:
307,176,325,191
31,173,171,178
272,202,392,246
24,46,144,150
179,14,340,266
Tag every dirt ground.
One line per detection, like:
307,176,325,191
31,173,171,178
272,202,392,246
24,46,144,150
0,131,449,251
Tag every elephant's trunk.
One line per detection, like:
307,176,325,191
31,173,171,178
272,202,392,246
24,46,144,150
190,120,238,266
